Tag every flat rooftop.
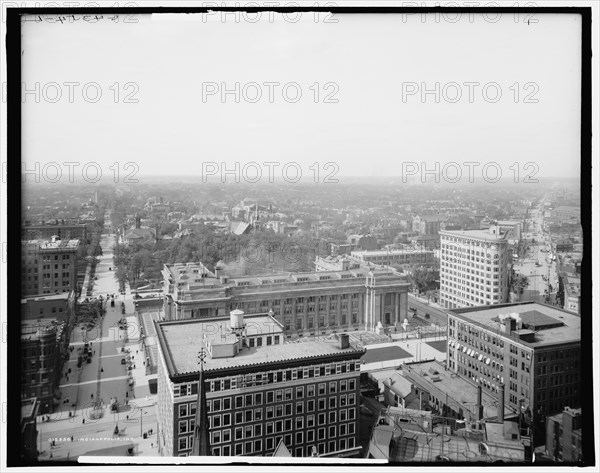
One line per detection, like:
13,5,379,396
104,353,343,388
164,261,407,293
403,360,511,419
352,248,435,256
21,292,72,303
156,315,364,377
440,229,507,242
451,302,580,347
25,239,80,250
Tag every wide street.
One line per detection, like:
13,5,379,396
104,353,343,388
514,203,559,305
38,212,159,460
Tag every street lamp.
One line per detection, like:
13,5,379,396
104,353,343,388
140,409,148,437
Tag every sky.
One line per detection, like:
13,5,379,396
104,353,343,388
20,11,582,181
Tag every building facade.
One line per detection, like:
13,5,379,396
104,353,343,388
21,319,68,413
447,302,581,420
351,248,436,268
439,227,511,309
155,312,364,457
162,262,410,333
21,291,76,323
21,238,80,296
412,215,442,235
545,407,582,462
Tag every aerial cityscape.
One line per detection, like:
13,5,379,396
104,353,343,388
5,5,593,469
16,177,586,463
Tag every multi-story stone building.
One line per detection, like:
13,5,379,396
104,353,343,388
21,319,68,413
412,215,442,236
21,291,76,323
155,311,364,457
162,262,410,333
545,406,582,462
447,302,581,420
351,248,436,268
21,238,80,296
439,227,511,309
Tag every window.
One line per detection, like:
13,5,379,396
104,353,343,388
318,383,326,395
296,431,304,444
223,429,231,443
318,428,326,440
222,413,231,426
329,426,336,438
266,406,274,419
307,415,315,428
211,431,221,444
296,417,304,430
296,386,304,398
178,404,188,418
179,420,188,434
235,427,243,440
296,402,304,414
179,436,188,451
266,437,274,450
329,382,337,394
307,385,315,397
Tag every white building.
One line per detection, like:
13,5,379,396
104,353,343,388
439,226,512,309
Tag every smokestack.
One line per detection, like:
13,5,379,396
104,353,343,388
477,384,484,420
339,333,349,349
497,384,505,422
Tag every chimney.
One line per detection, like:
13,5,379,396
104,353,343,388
477,384,484,420
339,333,350,349
497,384,505,422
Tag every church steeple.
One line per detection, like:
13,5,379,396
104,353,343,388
191,348,211,456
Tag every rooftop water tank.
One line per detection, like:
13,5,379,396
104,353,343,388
230,309,245,329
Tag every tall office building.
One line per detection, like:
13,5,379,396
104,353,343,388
155,311,364,457
21,238,80,296
439,226,511,309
